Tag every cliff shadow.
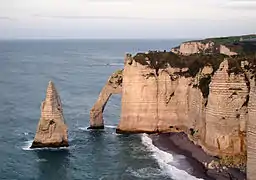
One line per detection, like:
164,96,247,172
34,149,70,180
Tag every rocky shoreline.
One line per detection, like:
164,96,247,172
150,132,246,180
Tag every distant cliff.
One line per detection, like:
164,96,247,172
171,34,256,56
90,35,256,179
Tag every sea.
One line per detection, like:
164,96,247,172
0,39,202,180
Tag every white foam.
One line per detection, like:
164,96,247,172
78,127,88,131
141,134,204,180
22,140,33,150
36,158,48,162
105,125,116,129
126,167,161,179
22,140,69,151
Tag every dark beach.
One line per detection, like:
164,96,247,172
151,132,246,180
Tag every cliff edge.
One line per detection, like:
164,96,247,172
171,34,256,56
90,35,256,178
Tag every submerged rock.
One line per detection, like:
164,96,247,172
31,81,68,148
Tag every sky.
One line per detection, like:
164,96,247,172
0,0,255,39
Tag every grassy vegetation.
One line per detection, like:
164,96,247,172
228,54,256,81
219,153,247,171
198,76,212,98
133,51,227,98
114,69,123,75
132,35,256,99
109,69,123,85
189,128,199,136
188,34,256,44
133,52,226,77
184,34,256,56
205,34,256,44
227,58,243,75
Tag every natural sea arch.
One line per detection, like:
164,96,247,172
89,70,122,129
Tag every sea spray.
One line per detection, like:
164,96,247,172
141,134,203,180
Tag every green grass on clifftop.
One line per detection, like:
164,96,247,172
133,51,226,77
189,34,256,44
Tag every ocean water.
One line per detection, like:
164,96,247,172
0,39,200,180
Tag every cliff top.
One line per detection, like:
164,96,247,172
132,34,256,78
188,34,256,44
186,34,256,56
133,51,227,77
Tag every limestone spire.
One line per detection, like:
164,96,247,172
31,81,68,148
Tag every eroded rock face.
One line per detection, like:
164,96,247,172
31,81,68,148
247,79,256,180
220,45,238,56
117,56,158,133
116,53,250,157
117,54,205,133
171,41,237,56
171,41,215,55
89,70,122,129
204,60,248,155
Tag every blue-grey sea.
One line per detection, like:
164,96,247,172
0,39,200,180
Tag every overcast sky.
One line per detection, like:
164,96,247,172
0,0,255,39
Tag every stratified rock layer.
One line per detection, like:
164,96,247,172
31,81,68,148
90,36,255,177
171,41,238,56
171,41,215,55
117,53,250,157
89,70,122,129
247,79,256,180
203,60,248,155
117,56,158,133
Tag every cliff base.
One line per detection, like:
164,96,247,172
151,132,246,180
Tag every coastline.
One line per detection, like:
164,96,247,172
150,132,246,180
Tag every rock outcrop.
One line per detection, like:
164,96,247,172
171,41,238,56
89,70,122,129
31,81,68,148
90,35,255,177
203,60,248,155
171,41,215,55
219,45,238,56
115,51,253,158
247,78,256,179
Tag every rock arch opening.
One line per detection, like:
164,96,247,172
89,70,122,129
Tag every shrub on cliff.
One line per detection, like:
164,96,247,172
133,51,226,77
219,153,247,171
198,76,212,98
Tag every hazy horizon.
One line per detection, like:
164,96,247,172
0,0,255,39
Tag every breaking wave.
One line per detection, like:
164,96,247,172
141,134,203,180
126,166,162,179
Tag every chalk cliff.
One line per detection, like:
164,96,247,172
90,35,256,178
171,41,238,56
247,76,256,179
171,41,216,55
116,52,256,159
31,81,68,148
